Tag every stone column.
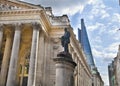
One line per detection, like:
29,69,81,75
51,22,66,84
6,24,21,86
35,31,45,86
44,38,51,86
27,23,40,86
0,29,13,86
53,53,76,86
0,24,3,50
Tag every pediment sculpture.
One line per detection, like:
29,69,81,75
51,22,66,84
0,3,23,11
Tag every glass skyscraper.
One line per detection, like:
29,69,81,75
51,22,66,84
78,19,95,69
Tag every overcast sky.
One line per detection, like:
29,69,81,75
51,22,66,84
20,0,120,85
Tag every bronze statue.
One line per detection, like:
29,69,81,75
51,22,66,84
61,28,70,53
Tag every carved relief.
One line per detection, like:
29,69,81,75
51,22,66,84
53,46,59,50
0,4,22,11
52,38,61,50
51,38,63,58
51,38,60,44
32,22,41,30
49,15,70,26
4,28,14,38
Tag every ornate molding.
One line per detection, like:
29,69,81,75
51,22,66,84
0,20,40,25
5,28,13,38
51,38,60,44
0,0,41,10
0,9,42,16
14,23,23,31
49,15,70,26
53,45,59,50
0,24,3,31
32,22,41,30
0,3,22,11
52,38,61,50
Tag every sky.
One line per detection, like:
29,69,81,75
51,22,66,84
20,0,120,85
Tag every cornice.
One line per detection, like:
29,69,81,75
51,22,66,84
49,15,70,26
0,10,42,25
0,9,43,16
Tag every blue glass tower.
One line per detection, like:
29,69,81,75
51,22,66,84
78,19,95,69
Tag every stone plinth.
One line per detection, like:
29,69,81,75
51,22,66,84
53,52,76,86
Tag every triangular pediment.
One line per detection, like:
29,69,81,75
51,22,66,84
0,0,42,11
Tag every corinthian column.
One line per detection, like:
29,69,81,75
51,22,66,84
0,29,13,86
0,24,3,50
35,31,45,86
35,31,44,86
6,24,21,86
27,23,40,86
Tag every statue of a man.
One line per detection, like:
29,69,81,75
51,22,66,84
61,28,70,53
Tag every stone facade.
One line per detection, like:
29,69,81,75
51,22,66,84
0,0,92,86
92,68,104,86
108,58,117,86
116,45,120,86
108,45,120,86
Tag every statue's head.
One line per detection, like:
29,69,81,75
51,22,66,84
64,28,67,32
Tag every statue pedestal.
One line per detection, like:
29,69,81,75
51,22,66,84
53,52,76,86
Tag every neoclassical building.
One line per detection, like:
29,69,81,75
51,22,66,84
116,45,120,86
0,0,92,86
108,45,120,86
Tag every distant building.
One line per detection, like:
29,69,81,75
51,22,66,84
108,58,117,86
92,67,104,86
115,45,120,86
108,45,120,86
78,19,95,69
78,19,104,86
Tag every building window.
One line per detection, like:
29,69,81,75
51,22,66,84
19,54,30,86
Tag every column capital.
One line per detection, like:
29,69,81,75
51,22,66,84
14,23,23,31
0,24,4,31
5,29,13,38
32,22,41,30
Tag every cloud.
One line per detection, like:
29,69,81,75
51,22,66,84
105,42,120,53
107,26,119,35
112,13,120,23
92,42,119,60
87,22,104,31
101,74,109,85
92,48,103,57
92,48,116,59
20,0,92,16
100,10,110,19
93,36,102,44
114,31,120,41
103,57,113,62
86,0,110,19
